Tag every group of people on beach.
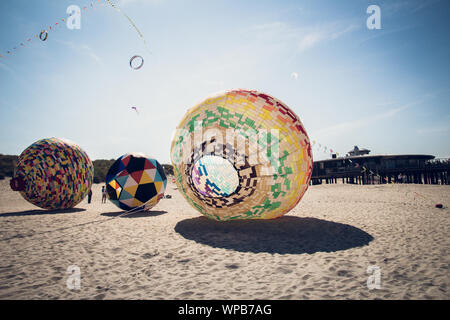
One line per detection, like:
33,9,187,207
86,186,108,204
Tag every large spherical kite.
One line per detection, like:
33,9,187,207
105,153,167,211
170,89,313,221
10,138,94,210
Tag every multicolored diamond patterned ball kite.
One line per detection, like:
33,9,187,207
10,138,94,210
105,153,167,211
170,89,313,221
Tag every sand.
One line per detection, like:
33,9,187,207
0,179,448,300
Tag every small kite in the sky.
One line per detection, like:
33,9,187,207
291,72,298,80
129,55,144,70
131,106,139,114
39,30,48,41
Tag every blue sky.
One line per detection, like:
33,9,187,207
0,0,449,162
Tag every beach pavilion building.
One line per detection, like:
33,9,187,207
311,146,449,185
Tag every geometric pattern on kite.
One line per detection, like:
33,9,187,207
11,137,94,210
105,153,167,211
170,89,313,221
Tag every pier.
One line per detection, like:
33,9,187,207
310,146,449,185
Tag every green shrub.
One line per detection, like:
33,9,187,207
162,164,174,176
92,159,115,183
0,154,18,177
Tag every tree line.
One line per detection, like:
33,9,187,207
0,154,174,183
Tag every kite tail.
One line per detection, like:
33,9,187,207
105,0,151,54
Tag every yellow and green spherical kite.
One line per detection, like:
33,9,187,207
170,89,313,221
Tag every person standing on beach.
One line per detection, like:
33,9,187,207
102,186,107,203
88,189,93,204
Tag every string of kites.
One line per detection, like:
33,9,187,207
0,0,145,70
0,1,99,59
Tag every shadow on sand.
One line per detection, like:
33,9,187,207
0,207,86,217
174,216,373,254
101,210,167,218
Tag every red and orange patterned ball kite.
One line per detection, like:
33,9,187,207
10,138,94,210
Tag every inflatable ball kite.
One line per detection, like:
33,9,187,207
105,153,167,211
10,138,94,210
171,89,313,221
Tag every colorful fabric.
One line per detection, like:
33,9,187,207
191,155,239,197
171,89,313,221
105,153,167,211
13,137,94,210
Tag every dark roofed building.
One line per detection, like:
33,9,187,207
311,147,448,185
348,145,370,157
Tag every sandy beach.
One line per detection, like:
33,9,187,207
0,179,448,300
